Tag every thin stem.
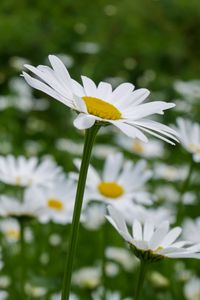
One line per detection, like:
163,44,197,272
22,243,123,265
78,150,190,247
176,158,194,224
134,260,147,300
61,125,100,300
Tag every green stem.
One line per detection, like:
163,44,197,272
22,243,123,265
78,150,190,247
134,260,147,300
176,159,194,224
61,124,100,300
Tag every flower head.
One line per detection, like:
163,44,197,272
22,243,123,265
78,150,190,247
175,118,200,162
107,206,200,262
23,55,178,144
0,155,64,188
73,153,152,205
31,179,82,224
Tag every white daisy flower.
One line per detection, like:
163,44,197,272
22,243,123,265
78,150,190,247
153,162,188,181
0,155,64,188
22,55,178,144
115,201,174,226
0,218,20,242
116,135,164,158
174,80,200,101
73,153,152,205
83,203,106,230
184,276,200,300
107,206,200,262
31,179,81,224
72,266,101,289
182,217,200,244
0,190,44,219
175,118,200,162
106,246,137,271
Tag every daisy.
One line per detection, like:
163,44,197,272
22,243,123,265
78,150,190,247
115,201,174,226
32,179,82,224
107,206,200,262
116,135,164,158
175,118,200,162
0,155,64,188
22,55,178,144
73,153,152,205
183,217,200,244
0,189,44,219
0,218,20,242
184,276,200,300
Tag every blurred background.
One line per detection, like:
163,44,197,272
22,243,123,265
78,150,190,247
0,1,200,299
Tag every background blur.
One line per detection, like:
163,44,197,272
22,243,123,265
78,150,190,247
0,1,200,299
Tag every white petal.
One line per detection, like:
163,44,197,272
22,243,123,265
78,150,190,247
111,121,148,142
48,55,72,87
73,113,96,130
97,82,112,99
149,221,169,250
144,221,154,241
81,76,97,96
132,219,143,240
161,227,182,247
102,153,123,181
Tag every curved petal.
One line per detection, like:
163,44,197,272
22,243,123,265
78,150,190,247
73,113,96,130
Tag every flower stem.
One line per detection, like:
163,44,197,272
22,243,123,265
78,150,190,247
61,124,100,300
134,260,147,300
176,158,194,224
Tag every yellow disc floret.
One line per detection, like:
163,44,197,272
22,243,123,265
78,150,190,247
98,181,124,198
48,198,64,211
132,141,145,154
189,143,200,154
6,229,20,240
82,96,122,120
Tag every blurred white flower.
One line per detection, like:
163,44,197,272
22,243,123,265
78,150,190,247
9,56,30,70
149,271,169,288
93,144,118,159
0,276,11,288
0,190,44,219
0,218,20,242
107,206,200,261
75,42,100,54
74,153,152,205
105,262,119,277
83,203,106,230
72,266,100,289
115,202,174,226
183,217,200,244
25,283,47,297
49,233,62,246
174,80,200,101
154,162,187,181
175,118,200,162
116,135,164,158
92,288,131,300
0,291,8,300
106,246,137,271
23,55,178,144
51,293,79,300
56,138,83,155
184,277,200,300
31,179,81,224
0,155,64,188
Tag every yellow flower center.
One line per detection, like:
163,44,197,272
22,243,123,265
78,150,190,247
6,229,20,240
155,246,163,252
82,96,122,120
98,181,124,198
47,198,64,211
189,143,200,154
132,141,145,154
15,176,21,185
